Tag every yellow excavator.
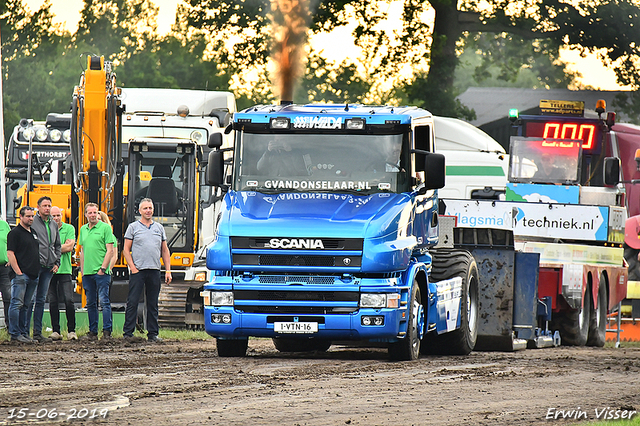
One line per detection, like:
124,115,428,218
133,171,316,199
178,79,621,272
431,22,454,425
17,55,235,326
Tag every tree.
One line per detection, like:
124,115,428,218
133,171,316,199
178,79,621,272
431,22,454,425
455,33,580,92
0,0,78,138
408,0,640,117
75,0,159,63
298,50,373,104
186,0,640,117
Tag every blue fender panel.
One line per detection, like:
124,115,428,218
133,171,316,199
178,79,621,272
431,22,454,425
513,251,540,341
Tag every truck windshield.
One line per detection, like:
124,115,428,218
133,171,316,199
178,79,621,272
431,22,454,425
509,137,582,184
233,133,406,194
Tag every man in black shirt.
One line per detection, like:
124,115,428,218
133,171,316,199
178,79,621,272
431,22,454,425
7,207,40,343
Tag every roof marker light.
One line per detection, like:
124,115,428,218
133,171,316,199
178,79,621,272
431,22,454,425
270,117,290,129
178,105,189,117
345,118,365,130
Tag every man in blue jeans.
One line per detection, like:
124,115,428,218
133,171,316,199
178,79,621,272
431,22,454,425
122,198,172,342
78,203,115,340
6,207,40,343
27,196,61,342
0,218,12,331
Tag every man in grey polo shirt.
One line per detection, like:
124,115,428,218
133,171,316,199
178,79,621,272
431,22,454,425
122,198,172,342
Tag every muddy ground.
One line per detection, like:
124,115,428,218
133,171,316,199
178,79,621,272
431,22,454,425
0,338,638,425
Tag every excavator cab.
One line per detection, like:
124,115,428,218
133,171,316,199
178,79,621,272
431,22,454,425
126,139,198,255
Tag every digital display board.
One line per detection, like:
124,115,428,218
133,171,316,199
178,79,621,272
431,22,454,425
524,120,601,151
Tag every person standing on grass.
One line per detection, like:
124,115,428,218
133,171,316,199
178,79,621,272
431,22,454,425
122,198,171,343
47,207,77,341
6,207,39,343
27,196,61,343
0,218,12,331
78,203,115,340
97,211,118,278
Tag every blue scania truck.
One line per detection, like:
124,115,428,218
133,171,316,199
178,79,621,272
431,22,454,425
201,103,482,360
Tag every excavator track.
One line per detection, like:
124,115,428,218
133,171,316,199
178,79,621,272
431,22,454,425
158,282,192,329
158,281,205,329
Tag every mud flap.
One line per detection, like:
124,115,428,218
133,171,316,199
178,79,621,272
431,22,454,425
460,246,540,351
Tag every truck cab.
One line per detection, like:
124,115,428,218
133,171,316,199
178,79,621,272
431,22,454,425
202,104,480,360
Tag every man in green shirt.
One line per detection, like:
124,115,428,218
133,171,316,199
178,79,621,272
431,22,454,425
0,218,11,330
78,203,115,340
48,207,77,340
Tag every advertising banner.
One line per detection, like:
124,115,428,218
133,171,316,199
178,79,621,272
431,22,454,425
443,199,610,241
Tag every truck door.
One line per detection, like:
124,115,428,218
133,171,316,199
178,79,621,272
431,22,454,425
413,124,437,247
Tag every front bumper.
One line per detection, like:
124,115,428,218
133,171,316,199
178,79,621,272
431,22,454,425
203,305,407,341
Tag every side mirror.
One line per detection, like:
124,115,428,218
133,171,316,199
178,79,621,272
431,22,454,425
209,109,230,127
603,157,620,186
206,150,224,186
208,133,223,149
424,153,446,190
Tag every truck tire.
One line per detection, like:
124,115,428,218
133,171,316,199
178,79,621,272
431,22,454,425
587,280,607,347
551,289,591,346
422,249,479,355
272,338,332,353
388,280,423,361
216,338,248,357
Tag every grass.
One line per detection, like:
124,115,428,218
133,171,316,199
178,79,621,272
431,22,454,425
590,417,640,426
0,326,212,341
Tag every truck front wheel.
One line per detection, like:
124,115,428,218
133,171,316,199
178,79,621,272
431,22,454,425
388,279,424,361
587,279,607,347
422,249,479,355
216,338,248,357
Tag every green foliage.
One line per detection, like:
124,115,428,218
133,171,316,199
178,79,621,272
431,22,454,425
455,33,579,92
0,0,235,141
613,92,640,125
298,52,372,104
2,0,640,131
0,0,77,136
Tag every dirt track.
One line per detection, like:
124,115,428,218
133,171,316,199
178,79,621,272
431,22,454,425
0,338,638,425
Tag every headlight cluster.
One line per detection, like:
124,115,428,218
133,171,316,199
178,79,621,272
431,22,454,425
21,127,71,143
211,313,232,324
361,316,384,326
200,290,234,306
359,293,400,309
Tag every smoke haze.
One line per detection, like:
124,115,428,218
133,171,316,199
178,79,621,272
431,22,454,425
270,0,312,102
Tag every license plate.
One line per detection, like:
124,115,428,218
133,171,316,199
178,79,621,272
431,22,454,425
274,322,318,334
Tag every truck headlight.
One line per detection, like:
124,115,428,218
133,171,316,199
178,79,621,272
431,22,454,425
360,293,387,308
360,293,400,308
190,130,204,144
211,291,234,306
